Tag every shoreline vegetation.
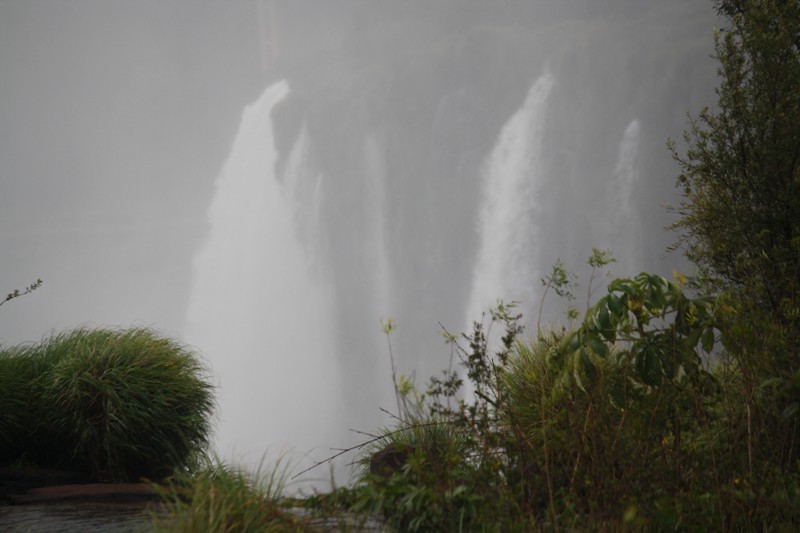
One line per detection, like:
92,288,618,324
3,0,800,530
0,327,214,483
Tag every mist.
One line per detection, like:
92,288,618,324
0,1,719,486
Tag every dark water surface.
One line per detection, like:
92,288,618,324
0,502,164,532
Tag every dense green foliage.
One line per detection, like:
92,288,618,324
294,271,797,530
671,0,800,310
671,0,800,494
0,328,215,481
670,0,800,408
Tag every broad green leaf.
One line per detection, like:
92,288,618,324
568,331,581,351
608,294,624,316
597,303,613,336
590,339,609,358
611,279,637,298
647,274,665,289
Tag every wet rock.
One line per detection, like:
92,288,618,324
369,443,415,478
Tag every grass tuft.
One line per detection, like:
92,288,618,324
153,457,313,533
1,327,215,481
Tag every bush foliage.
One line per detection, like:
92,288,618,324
303,269,798,530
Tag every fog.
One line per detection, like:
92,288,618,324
1,1,719,486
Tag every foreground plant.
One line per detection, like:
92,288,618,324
0,327,215,481
154,459,313,533
311,265,757,530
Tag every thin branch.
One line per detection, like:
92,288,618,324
349,429,380,439
379,406,403,423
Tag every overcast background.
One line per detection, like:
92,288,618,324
1,1,266,343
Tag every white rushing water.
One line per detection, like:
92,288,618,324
185,80,341,486
465,72,555,332
362,134,392,327
607,118,642,274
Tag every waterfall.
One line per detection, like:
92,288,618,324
185,80,340,482
178,2,715,489
607,119,642,274
465,72,555,332
362,134,392,323
283,124,327,273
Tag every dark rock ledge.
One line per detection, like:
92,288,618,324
1,468,161,506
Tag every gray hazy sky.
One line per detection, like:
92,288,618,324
1,1,267,343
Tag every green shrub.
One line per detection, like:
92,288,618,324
0,350,34,460
352,420,501,532
0,340,71,466
503,333,708,527
327,305,534,532
0,327,215,481
330,272,736,530
39,328,215,480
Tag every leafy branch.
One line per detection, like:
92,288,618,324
538,260,576,334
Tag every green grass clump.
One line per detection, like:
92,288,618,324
0,350,36,460
0,340,74,465
153,459,313,533
0,327,215,481
352,421,496,532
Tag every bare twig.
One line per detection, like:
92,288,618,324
379,406,403,424
349,429,380,439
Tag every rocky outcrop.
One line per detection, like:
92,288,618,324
369,443,416,478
